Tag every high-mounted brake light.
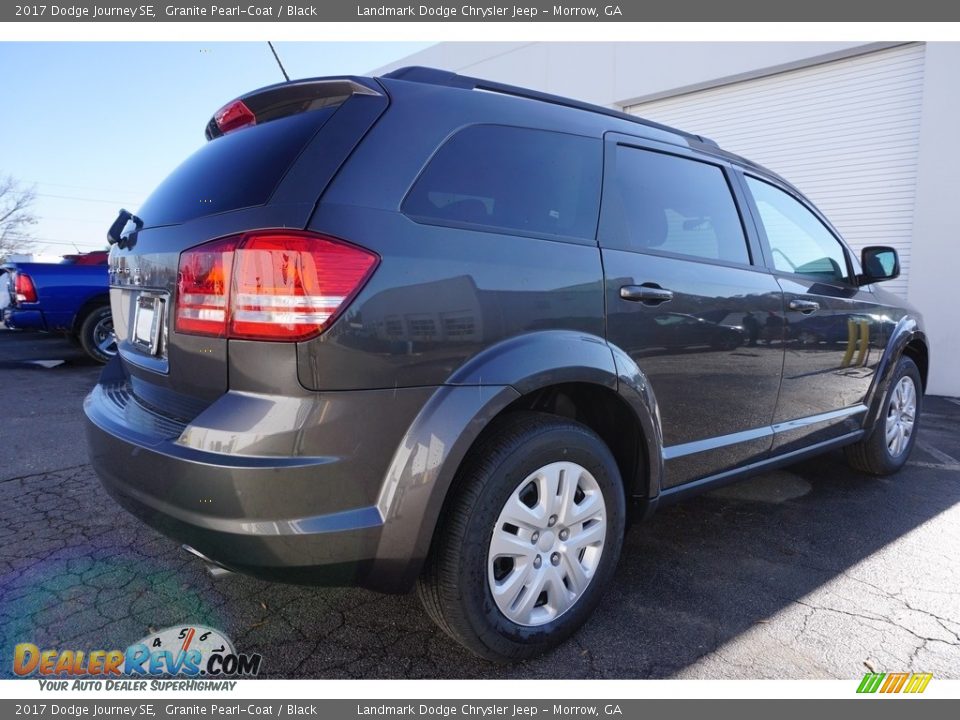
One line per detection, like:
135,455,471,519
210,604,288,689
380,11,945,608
14,273,37,303
213,99,256,135
175,232,378,341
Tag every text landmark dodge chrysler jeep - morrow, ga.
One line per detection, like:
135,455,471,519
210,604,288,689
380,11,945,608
85,67,928,661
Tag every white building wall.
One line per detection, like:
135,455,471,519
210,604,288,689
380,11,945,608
906,43,960,397
374,42,897,108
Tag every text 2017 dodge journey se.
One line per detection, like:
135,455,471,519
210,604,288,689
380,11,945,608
86,67,928,661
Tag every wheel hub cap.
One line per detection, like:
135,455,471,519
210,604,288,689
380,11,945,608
536,530,556,552
487,461,607,627
94,317,118,357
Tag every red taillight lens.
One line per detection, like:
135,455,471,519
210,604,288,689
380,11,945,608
230,234,378,340
15,273,37,303
214,99,256,135
175,232,378,341
175,237,237,337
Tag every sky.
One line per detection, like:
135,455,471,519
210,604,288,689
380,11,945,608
0,41,432,256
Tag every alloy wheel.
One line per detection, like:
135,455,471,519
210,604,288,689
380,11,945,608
885,375,917,457
94,316,117,357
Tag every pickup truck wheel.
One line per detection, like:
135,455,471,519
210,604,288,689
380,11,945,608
845,356,922,475
79,306,117,364
417,411,625,661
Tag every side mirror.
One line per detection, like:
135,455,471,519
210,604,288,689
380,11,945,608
859,246,900,285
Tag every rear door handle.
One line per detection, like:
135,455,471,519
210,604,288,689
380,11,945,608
620,284,674,305
788,298,820,314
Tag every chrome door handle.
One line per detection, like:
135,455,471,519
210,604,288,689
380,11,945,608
788,298,820,314
620,284,674,305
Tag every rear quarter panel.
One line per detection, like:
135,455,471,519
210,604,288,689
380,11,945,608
299,204,606,390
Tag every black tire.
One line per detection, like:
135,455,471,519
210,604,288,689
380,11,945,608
417,411,626,661
845,355,922,475
78,306,116,364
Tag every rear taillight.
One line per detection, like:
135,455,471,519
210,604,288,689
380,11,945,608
14,273,37,303
175,231,378,341
213,99,256,135
175,237,236,338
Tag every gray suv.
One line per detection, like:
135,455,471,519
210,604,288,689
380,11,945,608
85,67,928,661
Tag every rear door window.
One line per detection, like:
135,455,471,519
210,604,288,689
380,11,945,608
403,125,602,242
136,108,337,228
603,145,751,266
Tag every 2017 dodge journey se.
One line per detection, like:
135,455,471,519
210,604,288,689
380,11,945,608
85,67,928,661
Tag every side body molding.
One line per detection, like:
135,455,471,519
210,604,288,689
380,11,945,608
368,330,665,591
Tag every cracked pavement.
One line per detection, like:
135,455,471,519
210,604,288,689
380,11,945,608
1,328,959,679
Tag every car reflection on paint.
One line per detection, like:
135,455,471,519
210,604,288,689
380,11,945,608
611,311,747,354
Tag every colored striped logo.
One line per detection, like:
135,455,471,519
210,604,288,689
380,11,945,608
857,672,932,694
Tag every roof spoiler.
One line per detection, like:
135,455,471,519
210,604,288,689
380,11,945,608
205,77,381,140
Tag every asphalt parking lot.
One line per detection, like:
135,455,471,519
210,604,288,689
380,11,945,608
1,327,958,679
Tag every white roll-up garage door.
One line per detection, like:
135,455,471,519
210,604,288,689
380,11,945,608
626,43,925,297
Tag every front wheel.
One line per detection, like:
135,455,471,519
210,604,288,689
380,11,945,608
78,306,117,364
417,412,625,661
845,355,922,475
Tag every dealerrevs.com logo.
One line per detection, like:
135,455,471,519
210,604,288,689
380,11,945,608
13,625,262,689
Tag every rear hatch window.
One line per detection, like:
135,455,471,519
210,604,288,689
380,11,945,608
105,78,387,420
135,108,336,229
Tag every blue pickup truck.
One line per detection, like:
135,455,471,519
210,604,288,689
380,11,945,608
2,252,115,363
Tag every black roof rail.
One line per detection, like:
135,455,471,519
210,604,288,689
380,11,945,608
381,66,720,148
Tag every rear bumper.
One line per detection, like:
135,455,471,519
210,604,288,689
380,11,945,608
83,368,435,592
3,308,45,330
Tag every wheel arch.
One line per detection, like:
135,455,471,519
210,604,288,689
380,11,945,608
903,336,929,392
71,293,111,335
366,330,663,592
863,315,929,431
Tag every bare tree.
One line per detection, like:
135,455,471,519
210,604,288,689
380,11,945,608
0,175,38,260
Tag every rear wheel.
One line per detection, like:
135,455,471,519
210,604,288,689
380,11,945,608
417,412,625,661
845,356,922,475
78,306,117,364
